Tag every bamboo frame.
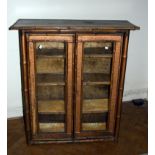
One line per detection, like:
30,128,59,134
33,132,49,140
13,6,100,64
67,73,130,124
78,35,122,42
75,42,83,133
28,41,38,135
66,42,74,134
19,31,31,142
28,35,73,42
114,31,130,140
108,41,122,132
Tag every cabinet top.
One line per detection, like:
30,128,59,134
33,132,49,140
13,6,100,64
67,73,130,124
9,19,140,31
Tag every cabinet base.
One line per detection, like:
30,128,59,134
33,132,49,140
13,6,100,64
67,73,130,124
28,136,116,144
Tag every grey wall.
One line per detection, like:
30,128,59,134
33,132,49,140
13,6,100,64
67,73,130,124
7,0,148,117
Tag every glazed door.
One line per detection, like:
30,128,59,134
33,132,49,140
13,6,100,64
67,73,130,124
27,34,74,141
75,34,123,139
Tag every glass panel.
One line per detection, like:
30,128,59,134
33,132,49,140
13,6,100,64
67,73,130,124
84,57,111,73
83,85,109,99
82,41,113,131
36,42,65,56
35,42,66,133
84,42,113,55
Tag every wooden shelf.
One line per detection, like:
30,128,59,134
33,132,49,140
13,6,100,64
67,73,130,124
38,100,65,114
84,57,111,74
83,73,111,85
82,99,108,113
37,82,65,86
38,113,65,123
37,73,65,86
37,85,64,100
36,56,65,74
83,81,110,85
83,85,109,99
37,55,65,58
85,54,112,58
82,113,108,123
82,123,106,131
39,123,65,132
37,73,110,86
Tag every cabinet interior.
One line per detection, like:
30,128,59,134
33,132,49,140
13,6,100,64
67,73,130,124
36,42,66,133
35,41,113,133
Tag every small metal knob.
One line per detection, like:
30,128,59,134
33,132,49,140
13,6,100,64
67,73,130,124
105,46,109,50
38,45,43,49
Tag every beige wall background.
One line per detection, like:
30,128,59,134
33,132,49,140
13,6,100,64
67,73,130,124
7,0,148,117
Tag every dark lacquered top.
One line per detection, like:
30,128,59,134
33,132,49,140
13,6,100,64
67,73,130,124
9,19,140,30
